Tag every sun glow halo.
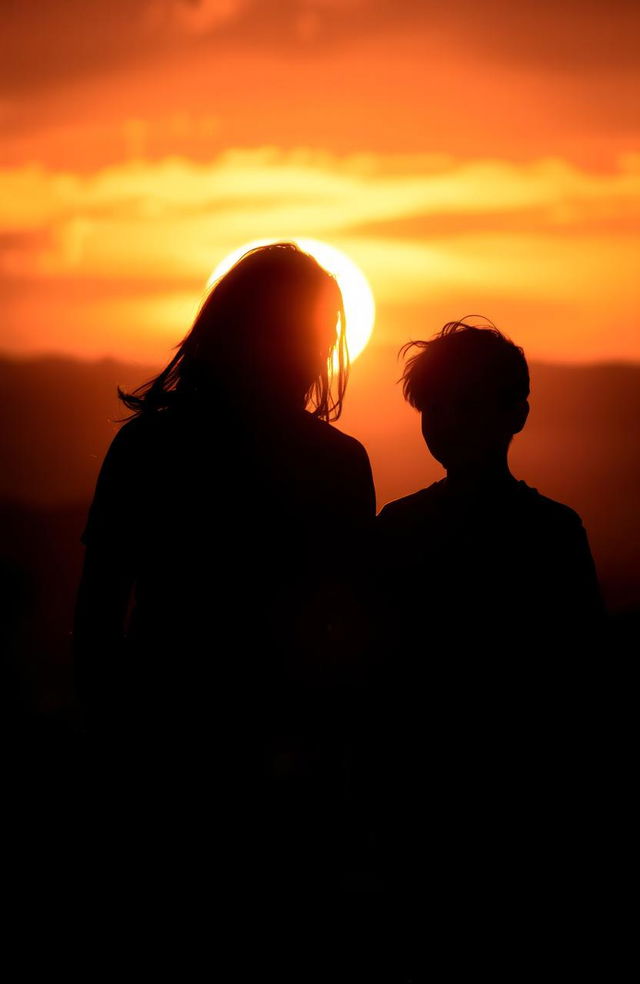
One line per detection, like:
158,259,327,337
207,238,375,364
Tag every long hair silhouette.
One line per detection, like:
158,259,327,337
74,240,376,898
119,242,349,422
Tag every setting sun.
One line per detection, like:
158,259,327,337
207,237,376,363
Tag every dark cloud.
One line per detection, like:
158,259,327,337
2,0,639,98
1,1,149,94
389,0,640,73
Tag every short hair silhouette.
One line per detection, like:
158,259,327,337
400,320,530,468
119,242,348,422
401,319,530,412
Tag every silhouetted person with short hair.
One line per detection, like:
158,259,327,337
372,320,605,945
377,319,603,655
73,243,375,901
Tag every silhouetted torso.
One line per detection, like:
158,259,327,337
376,475,603,658
82,399,376,709
76,397,375,892
372,476,606,922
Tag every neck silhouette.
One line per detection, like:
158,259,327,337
443,451,514,494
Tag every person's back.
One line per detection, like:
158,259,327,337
73,243,376,899
372,320,605,929
82,397,374,723
378,475,602,659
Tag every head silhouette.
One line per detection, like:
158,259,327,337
401,320,530,471
120,242,348,421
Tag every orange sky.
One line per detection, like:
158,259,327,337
1,0,639,363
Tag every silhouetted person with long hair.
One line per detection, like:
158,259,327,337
73,243,375,900
373,320,605,954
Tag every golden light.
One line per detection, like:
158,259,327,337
207,237,375,363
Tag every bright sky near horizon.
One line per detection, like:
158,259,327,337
1,0,639,363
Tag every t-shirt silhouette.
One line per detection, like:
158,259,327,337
78,396,376,891
81,397,375,717
372,476,605,922
376,475,602,657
